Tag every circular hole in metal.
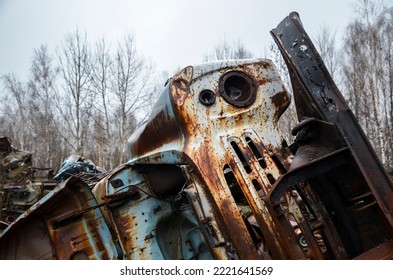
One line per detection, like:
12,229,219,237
219,71,257,107
198,90,216,106
5,216,15,224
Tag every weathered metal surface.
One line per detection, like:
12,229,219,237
0,137,33,224
0,137,59,225
270,12,393,259
0,177,119,259
92,163,212,260
353,240,393,260
124,59,301,259
53,154,105,181
1,12,393,260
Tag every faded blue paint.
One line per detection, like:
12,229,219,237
0,177,119,259
96,162,213,260
1,59,293,260
128,150,187,165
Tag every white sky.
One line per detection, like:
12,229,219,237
0,0,359,80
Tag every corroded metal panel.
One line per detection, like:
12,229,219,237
125,59,298,259
270,12,393,259
0,177,118,259
2,12,392,260
92,164,213,260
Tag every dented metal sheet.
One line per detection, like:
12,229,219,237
0,177,119,259
123,58,298,259
91,163,213,260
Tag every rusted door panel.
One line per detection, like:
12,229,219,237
270,12,393,259
0,177,119,260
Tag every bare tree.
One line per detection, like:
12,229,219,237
1,74,32,151
1,27,163,172
110,34,155,164
203,37,253,62
88,38,114,168
1,48,66,171
56,30,92,156
315,26,340,83
342,0,393,170
232,40,254,60
28,45,64,168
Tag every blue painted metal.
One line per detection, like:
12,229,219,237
124,58,292,260
53,154,103,181
92,163,213,260
0,177,119,259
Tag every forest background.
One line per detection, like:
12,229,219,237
1,0,392,173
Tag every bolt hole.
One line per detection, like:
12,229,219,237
198,90,216,106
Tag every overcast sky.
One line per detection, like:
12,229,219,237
0,0,361,81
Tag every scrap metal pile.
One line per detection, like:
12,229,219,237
0,139,106,229
0,137,56,228
0,12,392,260
53,154,108,188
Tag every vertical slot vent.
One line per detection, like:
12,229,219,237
267,174,276,185
223,164,246,204
245,137,267,169
252,179,261,191
230,141,252,173
270,154,287,174
252,179,265,197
